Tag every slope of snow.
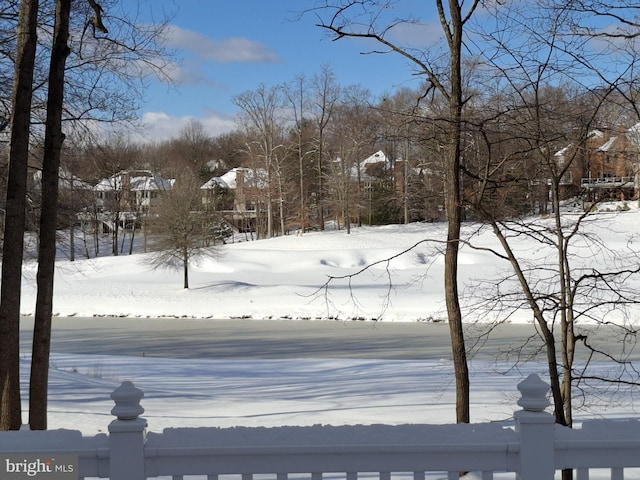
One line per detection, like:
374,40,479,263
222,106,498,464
17,207,640,323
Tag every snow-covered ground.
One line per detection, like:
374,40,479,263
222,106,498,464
31,353,637,435
18,204,640,323
13,204,640,436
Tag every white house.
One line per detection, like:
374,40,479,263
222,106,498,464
94,170,174,213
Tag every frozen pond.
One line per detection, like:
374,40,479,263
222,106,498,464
19,317,640,362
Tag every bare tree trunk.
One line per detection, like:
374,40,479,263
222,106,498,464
444,0,470,425
317,134,325,230
550,181,576,428
486,217,569,426
0,0,39,431
299,151,306,233
403,142,409,225
112,209,120,256
315,0,473,424
345,164,351,235
285,75,309,234
279,196,285,235
275,169,285,236
183,247,189,289
129,222,136,255
69,223,75,261
313,67,339,231
445,166,469,424
30,0,72,431
445,137,469,424
266,186,273,238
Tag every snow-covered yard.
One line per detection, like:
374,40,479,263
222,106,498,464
18,204,640,323
13,205,640,433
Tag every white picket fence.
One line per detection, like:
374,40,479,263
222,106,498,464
2,374,640,480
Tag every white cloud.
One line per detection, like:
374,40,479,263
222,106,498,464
388,21,444,48
165,25,280,63
128,111,238,143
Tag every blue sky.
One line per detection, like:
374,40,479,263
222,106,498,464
121,1,435,142
115,1,634,143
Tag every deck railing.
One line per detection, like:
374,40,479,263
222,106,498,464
581,176,635,187
2,374,640,480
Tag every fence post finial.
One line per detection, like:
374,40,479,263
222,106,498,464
517,373,550,412
111,380,144,420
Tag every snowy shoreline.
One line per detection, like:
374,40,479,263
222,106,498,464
17,209,640,324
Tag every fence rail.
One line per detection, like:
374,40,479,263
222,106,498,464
1,374,640,480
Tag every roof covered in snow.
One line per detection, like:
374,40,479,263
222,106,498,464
201,176,229,190
360,150,388,166
95,170,174,192
625,122,640,146
345,150,392,180
217,167,268,190
597,137,617,152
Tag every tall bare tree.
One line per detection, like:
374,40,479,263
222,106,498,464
284,74,315,233
0,0,39,431
314,0,481,423
311,65,340,231
233,84,286,238
326,85,378,232
169,119,215,177
29,0,72,431
149,172,204,289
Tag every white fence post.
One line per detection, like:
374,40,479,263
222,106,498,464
108,381,147,480
515,374,555,480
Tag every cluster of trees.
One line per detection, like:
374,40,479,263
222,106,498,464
48,74,447,240
51,74,640,246
309,0,640,467
0,0,171,431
